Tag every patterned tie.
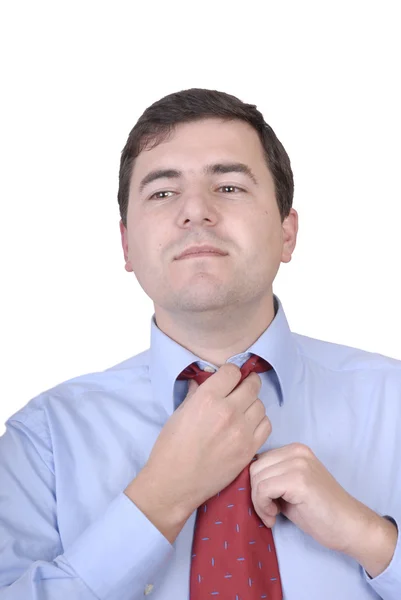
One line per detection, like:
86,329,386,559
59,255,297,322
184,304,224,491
177,354,283,599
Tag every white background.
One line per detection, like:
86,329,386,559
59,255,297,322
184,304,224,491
1,1,400,434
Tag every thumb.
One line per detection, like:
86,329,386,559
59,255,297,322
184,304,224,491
185,378,199,400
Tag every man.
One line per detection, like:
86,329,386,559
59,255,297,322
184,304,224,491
0,88,400,600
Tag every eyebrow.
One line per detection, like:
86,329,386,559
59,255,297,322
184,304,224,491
138,162,259,193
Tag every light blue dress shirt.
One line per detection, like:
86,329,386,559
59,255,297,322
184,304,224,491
1,294,401,599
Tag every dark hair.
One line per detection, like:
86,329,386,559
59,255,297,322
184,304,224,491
118,88,294,227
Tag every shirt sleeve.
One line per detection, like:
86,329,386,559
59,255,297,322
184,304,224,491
0,409,174,600
362,515,401,599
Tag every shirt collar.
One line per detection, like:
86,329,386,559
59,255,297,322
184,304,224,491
149,293,300,416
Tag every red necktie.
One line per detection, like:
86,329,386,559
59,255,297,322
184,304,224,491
177,354,283,599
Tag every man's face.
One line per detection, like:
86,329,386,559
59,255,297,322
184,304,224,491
120,118,297,314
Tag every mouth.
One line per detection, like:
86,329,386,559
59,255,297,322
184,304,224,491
175,245,228,260
176,251,227,260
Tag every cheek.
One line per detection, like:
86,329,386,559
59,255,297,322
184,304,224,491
250,213,280,246
129,223,165,274
251,216,284,267
128,224,150,268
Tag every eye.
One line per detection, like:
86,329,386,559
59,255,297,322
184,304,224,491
149,190,175,200
218,185,245,194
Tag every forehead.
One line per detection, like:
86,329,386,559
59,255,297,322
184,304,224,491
131,118,268,178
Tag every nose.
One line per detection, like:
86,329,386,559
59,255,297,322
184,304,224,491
177,190,219,229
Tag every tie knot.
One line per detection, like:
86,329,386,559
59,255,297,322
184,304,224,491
177,353,272,385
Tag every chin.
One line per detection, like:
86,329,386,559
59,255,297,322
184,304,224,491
173,290,234,312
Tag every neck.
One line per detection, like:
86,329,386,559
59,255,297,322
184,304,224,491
154,293,276,367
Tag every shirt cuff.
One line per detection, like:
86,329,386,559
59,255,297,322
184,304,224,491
363,515,401,598
61,491,175,599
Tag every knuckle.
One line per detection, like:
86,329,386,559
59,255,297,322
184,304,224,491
291,442,312,456
201,390,215,408
255,478,268,499
249,398,264,417
250,372,262,390
259,478,270,494
249,461,257,478
218,403,234,424
263,416,272,434
255,397,265,410
251,471,262,490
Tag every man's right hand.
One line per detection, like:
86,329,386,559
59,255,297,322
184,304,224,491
124,363,272,543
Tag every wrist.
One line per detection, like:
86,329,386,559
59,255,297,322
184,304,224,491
343,506,398,578
124,467,192,544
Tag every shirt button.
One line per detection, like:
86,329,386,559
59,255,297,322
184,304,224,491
203,366,216,373
144,583,154,595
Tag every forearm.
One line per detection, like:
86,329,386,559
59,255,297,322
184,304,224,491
125,467,192,545
1,492,174,600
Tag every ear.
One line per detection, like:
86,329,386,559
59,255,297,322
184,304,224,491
119,219,134,272
281,208,298,264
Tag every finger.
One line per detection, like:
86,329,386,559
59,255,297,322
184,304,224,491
180,379,199,406
253,415,272,448
250,443,311,477
227,371,263,412
255,474,291,504
251,487,280,516
197,363,243,398
253,503,277,528
251,458,295,488
186,378,199,396
264,499,280,517
244,398,266,427
262,515,277,528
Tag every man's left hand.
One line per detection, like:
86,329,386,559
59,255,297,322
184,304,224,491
250,443,398,577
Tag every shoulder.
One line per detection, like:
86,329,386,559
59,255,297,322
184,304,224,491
292,331,401,375
6,348,151,428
